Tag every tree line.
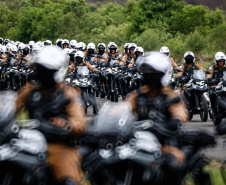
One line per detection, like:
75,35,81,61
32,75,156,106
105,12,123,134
0,0,225,62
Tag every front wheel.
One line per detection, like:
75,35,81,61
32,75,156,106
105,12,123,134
193,170,212,185
200,96,208,122
212,116,222,126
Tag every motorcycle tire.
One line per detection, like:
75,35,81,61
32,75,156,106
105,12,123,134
193,171,212,185
200,96,208,122
212,116,222,126
110,92,114,102
189,112,193,121
114,93,118,102
95,90,99,97
100,91,105,98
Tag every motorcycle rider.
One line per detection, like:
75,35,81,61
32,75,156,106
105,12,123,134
14,44,32,66
16,46,86,185
62,39,70,49
7,44,20,66
68,51,98,73
107,42,123,66
207,52,226,84
69,49,77,65
122,43,137,68
177,51,206,89
207,52,226,115
0,45,8,64
93,43,108,63
85,42,96,63
125,51,189,184
56,38,63,48
44,40,52,47
127,46,144,68
0,37,3,45
68,50,99,114
70,40,77,49
4,39,10,46
123,43,130,56
28,41,35,54
160,46,178,70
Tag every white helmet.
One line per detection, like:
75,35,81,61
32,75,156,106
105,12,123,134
15,41,20,47
4,39,10,46
63,48,71,58
56,38,63,47
108,42,118,52
0,45,7,53
10,45,18,57
160,46,170,57
214,52,226,64
28,41,35,48
128,43,137,49
136,51,171,86
87,42,96,51
22,44,31,55
134,47,144,56
97,43,106,51
69,49,77,58
18,43,25,54
32,44,41,54
128,43,137,54
124,43,130,49
81,42,86,51
76,42,83,50
36,41,43,48
44,40,52,46
31,46,68,82
75,50,84,58
70,40,77,49
62,39,70,47
184,51,195,63
6,43,13,52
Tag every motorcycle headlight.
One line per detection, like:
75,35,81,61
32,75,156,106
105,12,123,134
196,81,205,86
186,84,192,88
79,78,88,83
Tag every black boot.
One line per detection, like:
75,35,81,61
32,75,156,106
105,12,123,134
93,107,98,115
60,178,77,185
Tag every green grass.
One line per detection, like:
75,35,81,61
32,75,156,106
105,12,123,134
186,160,225,185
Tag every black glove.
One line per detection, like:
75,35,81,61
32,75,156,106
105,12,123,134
179,76,188,82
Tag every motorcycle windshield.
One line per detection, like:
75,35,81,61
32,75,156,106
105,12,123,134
109,59,116,67
91,101,135,137
193,69,206,80
223,71,226,81
77,66,89,77
0,91,16,126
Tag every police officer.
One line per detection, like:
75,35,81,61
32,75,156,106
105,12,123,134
16,46,86,185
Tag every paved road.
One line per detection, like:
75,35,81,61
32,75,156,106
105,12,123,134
86,97,226,162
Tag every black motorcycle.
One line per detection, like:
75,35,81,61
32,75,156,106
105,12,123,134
105,57,121,102
78,100,215,185
181,69,210,122
209,71,226,125
71,65,98,114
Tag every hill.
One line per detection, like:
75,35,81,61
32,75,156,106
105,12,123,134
86,0,226,9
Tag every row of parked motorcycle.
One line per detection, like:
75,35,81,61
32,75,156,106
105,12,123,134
1,53,225,125
1,91,226,185
64,54,143,113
